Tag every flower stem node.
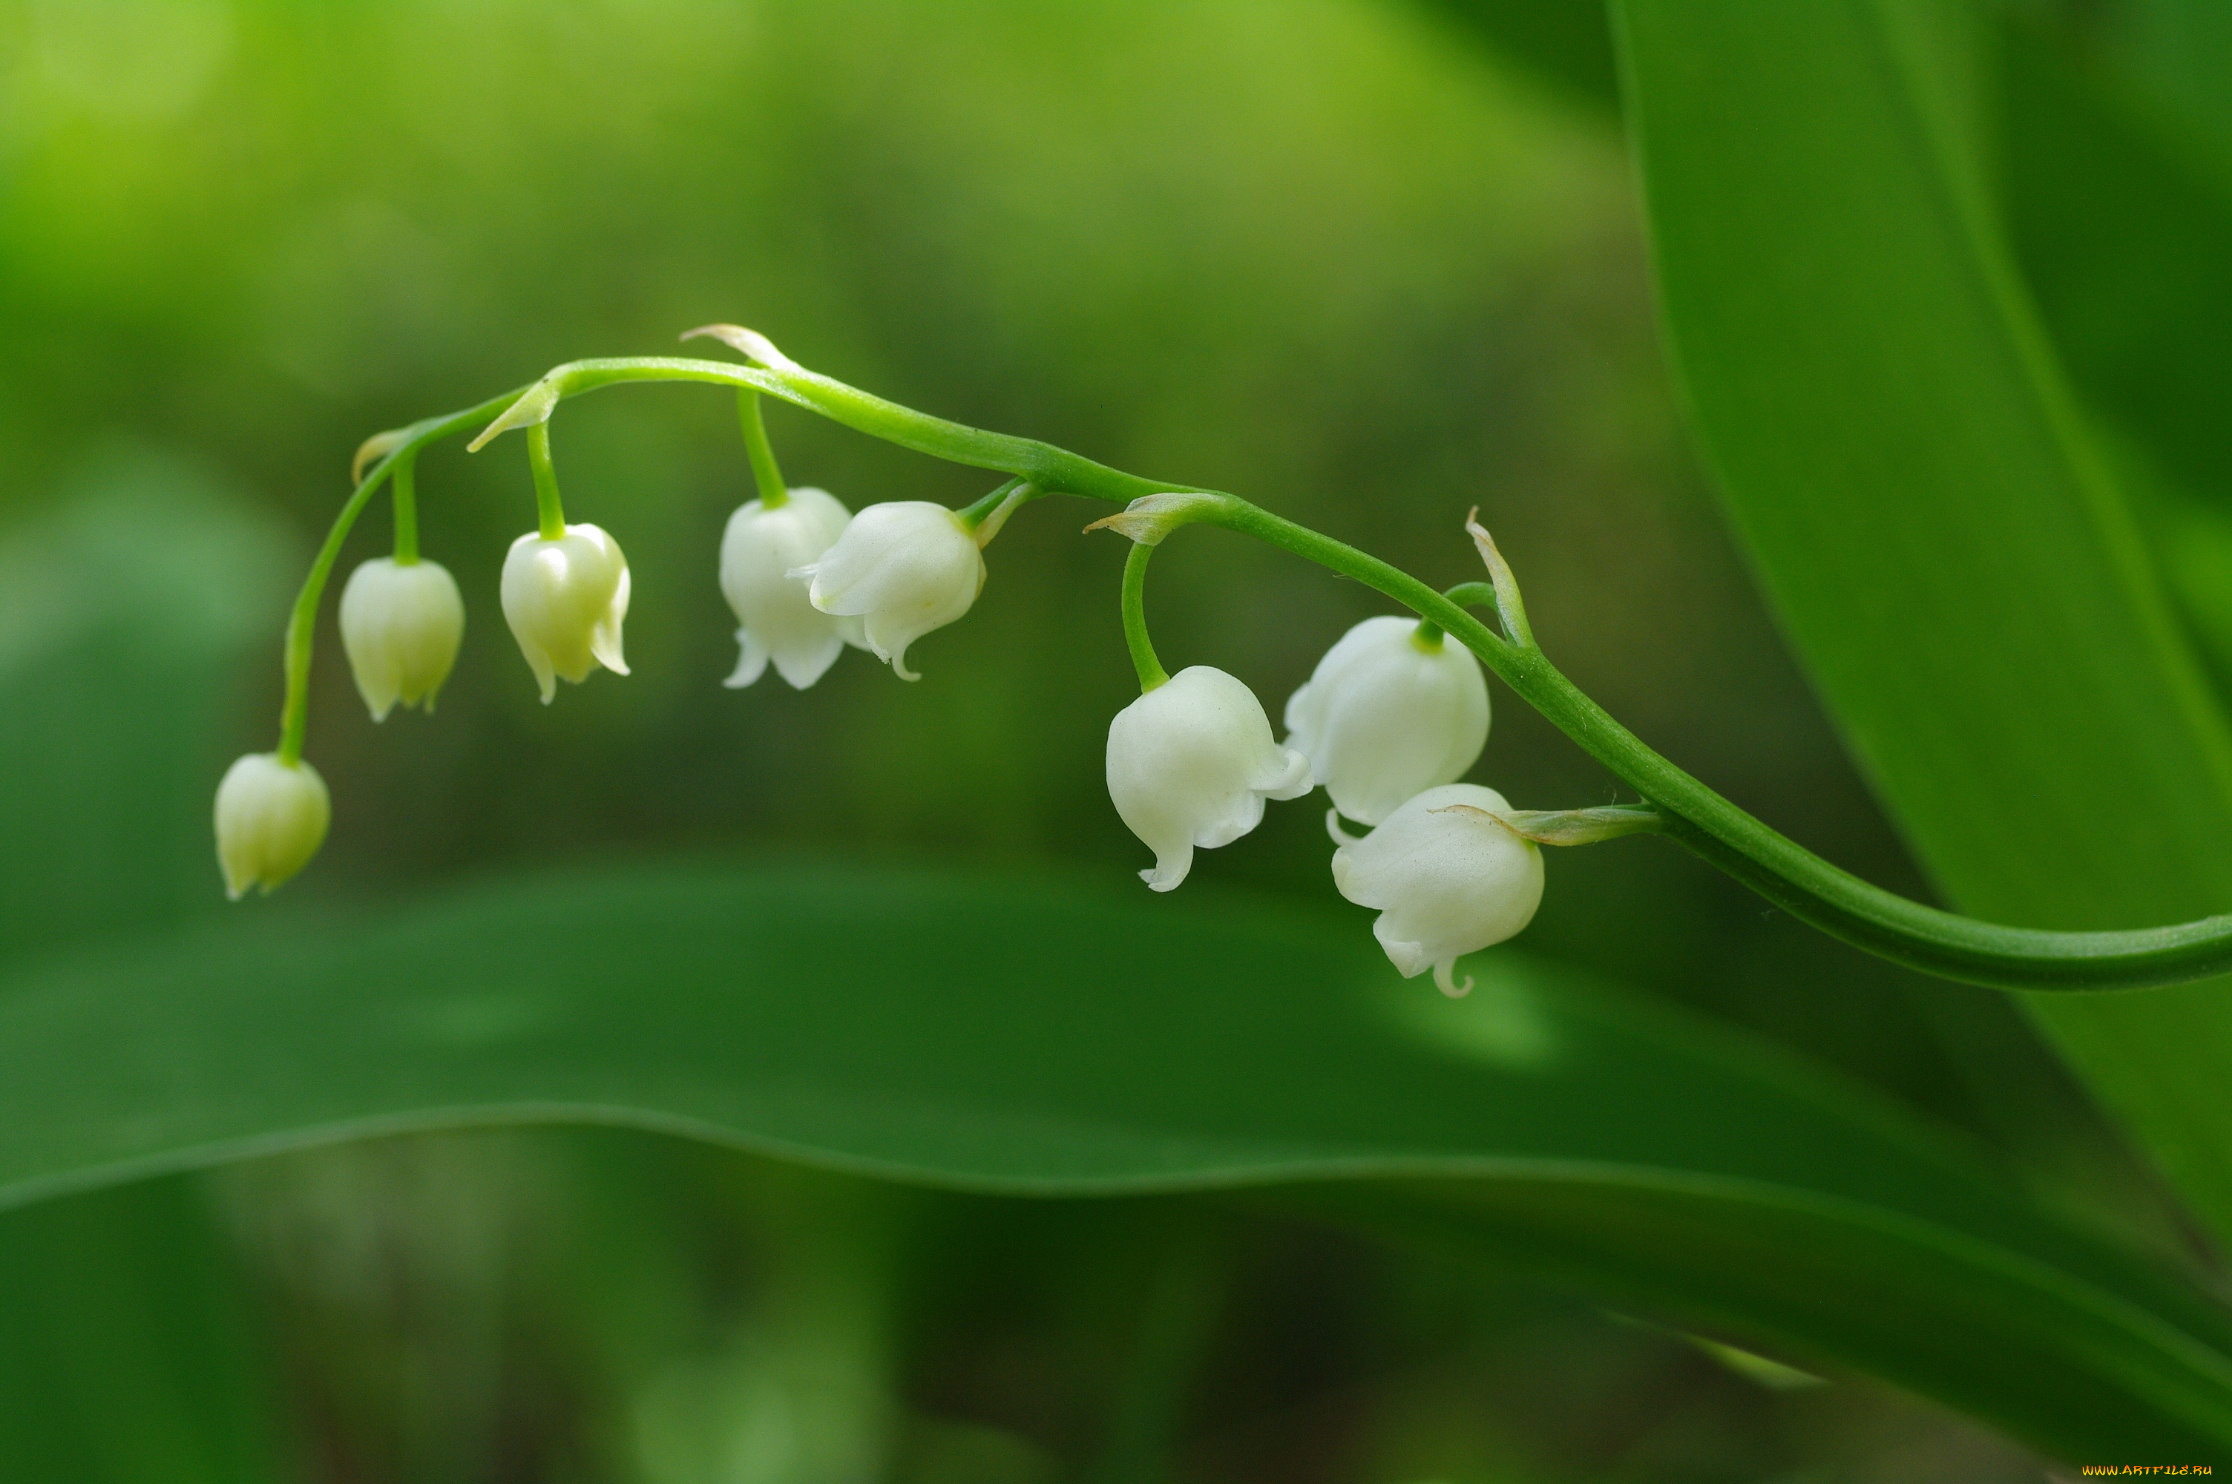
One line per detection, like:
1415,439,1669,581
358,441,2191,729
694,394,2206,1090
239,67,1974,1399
791,501,984,681
719,487,867,689
338,557,466,721
500,522,631,704
214,753,331,900
1330,783,1545,998
1284,615,1489,826
1106,666,1312,891
1086,491,1232,547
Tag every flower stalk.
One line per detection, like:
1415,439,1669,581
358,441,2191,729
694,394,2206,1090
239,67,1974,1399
527,422,566,541
391,452,420,565
1121,542,1168,694
737,389,788,509
238,331,2232,994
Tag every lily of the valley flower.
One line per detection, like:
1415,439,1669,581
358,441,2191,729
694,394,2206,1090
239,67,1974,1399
1285,615,1488,826
793,501,983,681
338,557,466,721
1330,783,1543,997
500,523,630,704
1106,666,1311,891
214,753,331,899
719,487,866,689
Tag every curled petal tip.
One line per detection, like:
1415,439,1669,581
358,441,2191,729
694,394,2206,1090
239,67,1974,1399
1325,808,1362,847
1434,960,1475,998
1140,863,1187,892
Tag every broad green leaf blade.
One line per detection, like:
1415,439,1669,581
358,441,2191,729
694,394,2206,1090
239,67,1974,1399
1611,0,2232,1241
1418,0,1621,113
0,1180,285,1482
1997,16,2232,513
0,470,297,1477
3,863,2230,1457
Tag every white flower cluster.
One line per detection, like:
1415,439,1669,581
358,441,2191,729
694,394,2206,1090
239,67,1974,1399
217,447,1541,993
1107,615,1541,995
216,485,989,896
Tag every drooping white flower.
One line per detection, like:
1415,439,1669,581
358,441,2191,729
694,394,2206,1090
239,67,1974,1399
718,487,867,690
1330,783,1543,997
338,557,466,721
1106,666,1312,891
214,753,331,900
1285,615,1488,826
500,522,630,704
792,501,983,681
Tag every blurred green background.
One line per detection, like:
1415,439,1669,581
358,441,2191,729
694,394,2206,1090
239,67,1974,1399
3,0,2220,1477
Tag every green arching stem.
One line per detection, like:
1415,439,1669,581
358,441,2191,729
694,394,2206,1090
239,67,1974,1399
391,454,419,566
737,389,788,507
1198,499,2232,992
527,422,566,540
283,346,2232,992
465,357,1185,503
1121,542,1168,693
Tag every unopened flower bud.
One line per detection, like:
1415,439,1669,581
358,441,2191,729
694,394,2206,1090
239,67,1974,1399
500,523,630,704
791,501,983,681
1285,616,1488,826
338,557,466,721
1330,783,1543,997
214,753,330,900
719,487,867,689
1106,666,1311,891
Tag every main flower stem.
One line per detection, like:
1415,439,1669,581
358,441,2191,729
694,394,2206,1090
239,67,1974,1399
292,347,2232,993
1122,543,1169,692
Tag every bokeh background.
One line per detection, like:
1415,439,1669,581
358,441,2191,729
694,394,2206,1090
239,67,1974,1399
0,0,2212,1478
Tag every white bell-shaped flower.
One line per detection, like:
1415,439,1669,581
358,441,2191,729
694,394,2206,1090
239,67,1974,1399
214,753,331,900
792,501,983,681
1106,666,1312,891
338,557,466,721
718,487,867,690
1331,783,1544,997
500,522,630,704
1285,615,1489,826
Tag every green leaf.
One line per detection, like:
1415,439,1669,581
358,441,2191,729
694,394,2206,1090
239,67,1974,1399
1610,0,2232,1245
1416,0,1621,113
0,1179,286,1482
1996,15,2232,512
0,464,297,1477
3,862,2230,1457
